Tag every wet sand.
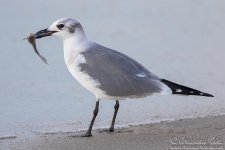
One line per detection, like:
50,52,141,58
1,115,225,150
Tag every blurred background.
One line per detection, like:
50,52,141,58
0,0,224,137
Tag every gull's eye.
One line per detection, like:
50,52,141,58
57,24,64,29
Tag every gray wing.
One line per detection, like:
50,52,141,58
80,43,164,97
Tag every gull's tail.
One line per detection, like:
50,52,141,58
161,79,214,97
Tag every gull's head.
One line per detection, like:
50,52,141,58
34,18,85,40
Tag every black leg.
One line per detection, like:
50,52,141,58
82,101,99,137
109,100,119,132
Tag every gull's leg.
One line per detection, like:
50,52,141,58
82,100,99,137
109,100,119,132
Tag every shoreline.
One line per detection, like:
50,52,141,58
1,115,225,150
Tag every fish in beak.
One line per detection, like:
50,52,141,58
24,28,57,64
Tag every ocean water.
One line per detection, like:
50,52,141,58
0,0,224,137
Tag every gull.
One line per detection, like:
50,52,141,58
33,18,213,137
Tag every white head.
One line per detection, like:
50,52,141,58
34,18,86,40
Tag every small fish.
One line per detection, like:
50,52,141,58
25,33,48,64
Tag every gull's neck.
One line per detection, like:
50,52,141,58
63,31,89,54
63,30,91,66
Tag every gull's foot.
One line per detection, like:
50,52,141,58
81,132,92,137
98,128,115,133
109,127,114,132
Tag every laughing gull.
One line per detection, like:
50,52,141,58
33,18,213,137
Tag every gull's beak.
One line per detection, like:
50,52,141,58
34,28,57,39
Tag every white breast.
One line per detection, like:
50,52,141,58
63,39,110,100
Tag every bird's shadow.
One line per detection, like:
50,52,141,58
68,129,134,138
97,129,134,134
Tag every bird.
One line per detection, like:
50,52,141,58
33,18,213,137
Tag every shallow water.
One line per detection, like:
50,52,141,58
0,0,225,137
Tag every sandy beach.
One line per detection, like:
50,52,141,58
1,115,224,150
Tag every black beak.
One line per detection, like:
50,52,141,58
34,28,57,39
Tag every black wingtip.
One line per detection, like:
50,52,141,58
161,79,214,98
202,93,214,97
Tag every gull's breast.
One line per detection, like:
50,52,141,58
64,52,108,99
